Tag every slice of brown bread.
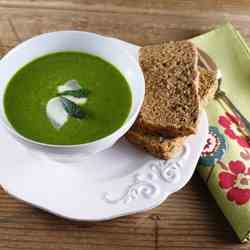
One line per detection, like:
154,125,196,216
126,67,217,160
198,67,218,108
126,125,186,159
136,41,200,138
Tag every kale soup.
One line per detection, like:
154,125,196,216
4,51,132,145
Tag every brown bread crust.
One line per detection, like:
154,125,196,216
126,125,185,160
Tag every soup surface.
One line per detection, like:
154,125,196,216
4,51,132,145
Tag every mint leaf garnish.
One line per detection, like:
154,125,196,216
58,89,90,98
60,97,85,119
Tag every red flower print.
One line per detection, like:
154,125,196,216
218,112,250,148
219,160,250,205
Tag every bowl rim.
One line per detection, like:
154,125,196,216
0,31,145,148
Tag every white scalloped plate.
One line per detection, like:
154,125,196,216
0,35,208,221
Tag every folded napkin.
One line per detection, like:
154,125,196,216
192,23,250,243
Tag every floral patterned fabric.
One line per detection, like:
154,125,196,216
218,112,250,148
193,23,250,242
216,112,250,206
199,126,227,167
199,112,250,207
219,160,250,205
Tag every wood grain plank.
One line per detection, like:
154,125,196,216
1,0,250,16
0,6,249,48
0,19,18,47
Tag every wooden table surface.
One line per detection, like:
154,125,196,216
0,1,250,249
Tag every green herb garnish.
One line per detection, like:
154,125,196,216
58,89,90,98
60,97,85,119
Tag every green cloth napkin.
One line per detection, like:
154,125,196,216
192,23,250,242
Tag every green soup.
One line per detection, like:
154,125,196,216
4,51,132,145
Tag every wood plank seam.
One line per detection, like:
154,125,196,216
149,214,160,250
7,18,21,42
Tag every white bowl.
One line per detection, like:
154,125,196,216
0,31,145,162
